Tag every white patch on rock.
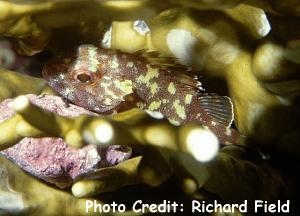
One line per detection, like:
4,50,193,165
133,20,150,35
258,13,271,37
95,121,114,144
146,110,165,119
101,26,112,48
166,29,197,65
186,128,219,162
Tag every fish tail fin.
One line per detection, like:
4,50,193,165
198,94,234,127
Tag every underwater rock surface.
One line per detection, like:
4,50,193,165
0,94,132,188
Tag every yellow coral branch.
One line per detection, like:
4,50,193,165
0,115,42,150
0,94,221,165
0,68,46,102
72,156,142,197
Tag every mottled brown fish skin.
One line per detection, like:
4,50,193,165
43,45,144,113
43,44,240,144
129,57,239,145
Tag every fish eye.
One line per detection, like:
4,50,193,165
75,73,92,83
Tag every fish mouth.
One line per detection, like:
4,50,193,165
49,78,117,114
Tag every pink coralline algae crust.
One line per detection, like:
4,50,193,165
2,138,101,188
0,94,132,188
98,145,133,167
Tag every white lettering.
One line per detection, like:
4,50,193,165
255,200,290,213
85,200,93,213
85,200,126,213
192,200,201,213
255,200,263,212
133,200,179,213
132,200,142,213
192,200,248,213
94,201,103,212
239,200,248,212
223,204,231,212
206,203,213,212
269,204,276,213
215,202,222,211
282,200,290,213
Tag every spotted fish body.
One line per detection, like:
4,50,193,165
43,44,240,144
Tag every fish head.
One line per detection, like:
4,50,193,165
42,44,133,113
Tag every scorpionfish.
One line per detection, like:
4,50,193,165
43,44,240,144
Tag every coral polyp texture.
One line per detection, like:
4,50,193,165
0,0,299,215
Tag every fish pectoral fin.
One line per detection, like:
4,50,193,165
198,94,234,127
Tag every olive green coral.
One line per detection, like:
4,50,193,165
0,155,141,216
0,68,47,101
1,94,222,161
109,6,300,146
0,91,291,214
0,0,300,215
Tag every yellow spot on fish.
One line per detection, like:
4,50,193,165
148,101,161,111
136,65,159,85
185,94,193,104
104,98,113,105
63,87,73,97
87,45,100,72
167,82,176,95
169,119,180,126
100,81,112,88
126,62,134,68
225,128,232,136
73,59,82,70
58,73,65,80
162,99,169,104
109,55,119,69
150,82,159,95
114,80,133,95
110,61,119,69
105,90,120,99
136,102,145,109
173,99,186,120
211,121,217,126
87,97,94,105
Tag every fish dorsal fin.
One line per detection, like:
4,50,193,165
139,50,203,92
198,94,234,127
141,50,190,72
176,73,204,92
